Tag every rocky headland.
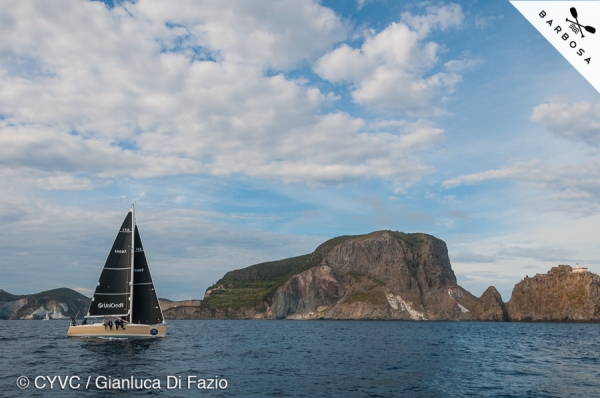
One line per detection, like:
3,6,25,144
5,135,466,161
0,288,90,320
165,231,478,320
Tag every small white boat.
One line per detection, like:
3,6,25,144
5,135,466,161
67,206,166,338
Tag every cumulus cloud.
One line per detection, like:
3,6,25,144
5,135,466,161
0,0,448,188
313,3,467,115
531,101,600,146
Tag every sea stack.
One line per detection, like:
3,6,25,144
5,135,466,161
471,286,508,322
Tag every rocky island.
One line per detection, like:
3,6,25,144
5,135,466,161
165,231,478,320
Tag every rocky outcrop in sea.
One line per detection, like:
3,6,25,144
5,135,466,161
471,286,508,322
506,265,600,322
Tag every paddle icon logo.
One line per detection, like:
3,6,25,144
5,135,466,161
511,1,600,94
566,7,595,38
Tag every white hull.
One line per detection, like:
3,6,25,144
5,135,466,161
67,323,166,338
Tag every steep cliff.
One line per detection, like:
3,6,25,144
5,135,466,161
0,288,90,320
271,231,476,320
166,230,477,320
471,286,507,321
507,265,600,322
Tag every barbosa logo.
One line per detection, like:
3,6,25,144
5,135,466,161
511,1,600,94
97,302,125,309
539,9,591,64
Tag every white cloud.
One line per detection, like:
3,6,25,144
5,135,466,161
313,3,466,115
398,119,445,150
442,161,538,188
531,101,600,146
0,0,447,188
443,159,600,215
401,3,464,36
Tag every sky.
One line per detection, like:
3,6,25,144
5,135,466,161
1,0,600,301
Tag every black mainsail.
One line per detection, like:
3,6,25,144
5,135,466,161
87,211,133,318
131,225,164,324
85,206,164,326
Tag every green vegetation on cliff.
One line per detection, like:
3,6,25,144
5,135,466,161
203,254,315,311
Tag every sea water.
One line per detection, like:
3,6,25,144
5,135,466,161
1,320,599,397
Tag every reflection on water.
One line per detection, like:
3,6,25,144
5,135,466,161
1,320,600,397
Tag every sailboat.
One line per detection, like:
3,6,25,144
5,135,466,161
67,206,166,338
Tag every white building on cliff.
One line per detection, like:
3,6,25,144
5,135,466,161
572,263,588,273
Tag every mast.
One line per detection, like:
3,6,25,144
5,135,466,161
129,204,135,323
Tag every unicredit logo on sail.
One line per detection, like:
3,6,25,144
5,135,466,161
97,303,125,309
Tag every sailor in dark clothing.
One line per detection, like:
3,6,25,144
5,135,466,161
71,317,78,326
108,318,113,330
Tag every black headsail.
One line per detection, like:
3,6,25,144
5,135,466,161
87,211,133,319
131,225,164,324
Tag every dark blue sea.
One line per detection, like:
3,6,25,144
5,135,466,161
1,320,599,397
